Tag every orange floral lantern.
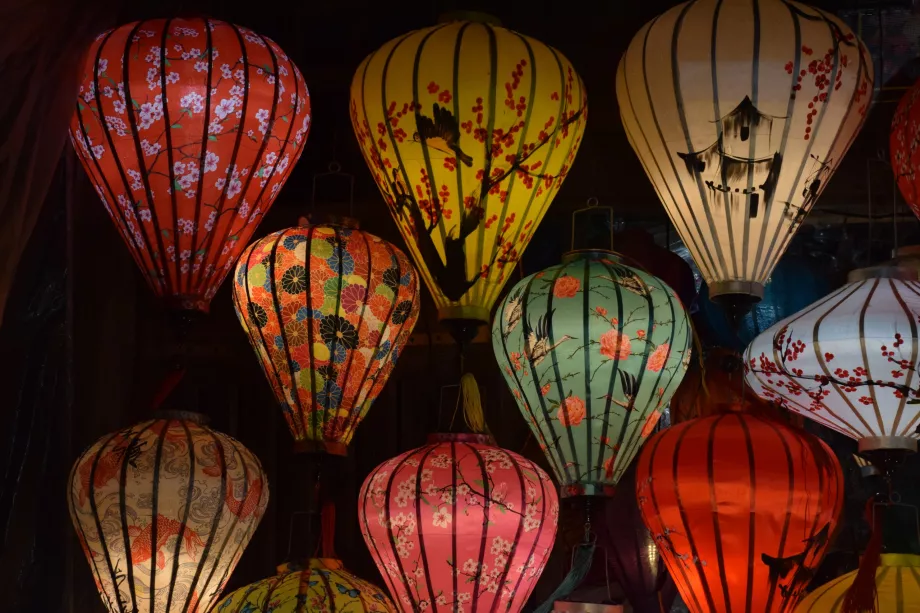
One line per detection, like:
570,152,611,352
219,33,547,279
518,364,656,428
71,17,311,312
636,413,843,612
232,219,420,453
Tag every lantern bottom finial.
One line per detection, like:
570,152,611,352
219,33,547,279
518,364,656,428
858,436,918,453
438,305,488,345
709,285,762,331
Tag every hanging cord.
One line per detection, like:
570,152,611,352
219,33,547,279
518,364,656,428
534,498,599,613
150,368,187,412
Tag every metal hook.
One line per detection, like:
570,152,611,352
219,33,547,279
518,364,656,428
571,196,614,252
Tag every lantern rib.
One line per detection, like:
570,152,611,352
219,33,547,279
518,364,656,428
413,445,439,610
159,19,183,292
465,442,492,608
302,229,319,442
268,229,309,441
196,436,251,602
122,21,175,296
410,27,452,259
171,420,199,612
330,231,374,442
359,464,401,604
478,30,537,309
760,418,796,611
858,280,887,435
192,23,250,294
517,271,574,483
149,418,169,606
735,415,758,612
449,24,468,301
885,278,918,436
197,25,283,295
807,284,873,437
323,226,347,437
82,27,156,292
469,23,499,309
80,430,127,613
638,18,720,281
381,450,420,606
188,21,214,296
641,430,703,612
121,421,158,611
581,259,594,483
451,440,459,606
669,2,731,282
751,1,801,282
593,260,628,485
488,448,528,613
541,264,580,484
493,291,566,481
236,242,299,438
741,0,762,280
706,416,733,611
671,419,719,611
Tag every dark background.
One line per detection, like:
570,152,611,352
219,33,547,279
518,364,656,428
4,0,920,611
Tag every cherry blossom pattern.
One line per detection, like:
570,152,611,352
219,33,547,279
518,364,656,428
493,252,691,497
71,18,311,312
232,221,420,452
891,76,920,219
350,19,587,323
744,275,920,445
359,433,558,613
215,558,396,612
69,413,268,613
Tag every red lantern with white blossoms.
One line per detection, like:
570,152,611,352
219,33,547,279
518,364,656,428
358,433,559,612
71,17,310,312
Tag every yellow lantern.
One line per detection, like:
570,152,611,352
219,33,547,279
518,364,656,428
795,554,920,612
214,558,396,612
350,12,587,338
617,0,872,317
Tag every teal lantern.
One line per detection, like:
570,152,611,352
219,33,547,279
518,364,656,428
492,250,692,496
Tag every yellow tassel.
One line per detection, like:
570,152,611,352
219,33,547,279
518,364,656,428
461,372,488,434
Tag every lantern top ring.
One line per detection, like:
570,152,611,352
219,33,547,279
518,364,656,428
859,435,918,453
437,305,491,324
293,439,348,456
152,410,209,425
709,280,766,300
847,265,919,283
436,10,502,25
427,432,496,445
560,249,621,264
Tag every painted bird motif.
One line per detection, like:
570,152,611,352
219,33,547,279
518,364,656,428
503,286,525,336
413,103,473,167
524,310,574,366
595,272,650,297
226,477,265,520
128,515,205,570
603,371,640,411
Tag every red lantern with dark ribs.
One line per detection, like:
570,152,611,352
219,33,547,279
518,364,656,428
636,413,843,613
70,17,310,312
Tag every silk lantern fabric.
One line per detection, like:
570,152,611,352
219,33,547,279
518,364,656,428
68,412,269,613
214,558,397,612
617,0,872,302
492,251,692,496
232,220,420,453
350,14,587,326
744,273,920,448
795,554,920,612
358,433,558,612
636,413,843,613
892,79,920,217
71,17,311,312
600,461,677,613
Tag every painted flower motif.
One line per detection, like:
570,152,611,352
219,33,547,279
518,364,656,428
599,329,631,361
552,275,580,298
557,396,586,427
320,315,358,350
340,284,366,313
641,410,661,437
647,343,670,372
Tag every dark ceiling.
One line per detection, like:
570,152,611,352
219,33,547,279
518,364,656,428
103,0,920,233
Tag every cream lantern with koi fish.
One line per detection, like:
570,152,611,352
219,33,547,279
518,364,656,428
68,412,269,613
492,250,692,496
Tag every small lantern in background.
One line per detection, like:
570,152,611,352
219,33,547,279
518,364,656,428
68,412,269,613
232,219,420,454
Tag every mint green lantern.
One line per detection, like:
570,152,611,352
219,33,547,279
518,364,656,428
492,250,692,496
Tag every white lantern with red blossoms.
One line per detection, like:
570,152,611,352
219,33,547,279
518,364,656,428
744,266,920,452
492,250,692,496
